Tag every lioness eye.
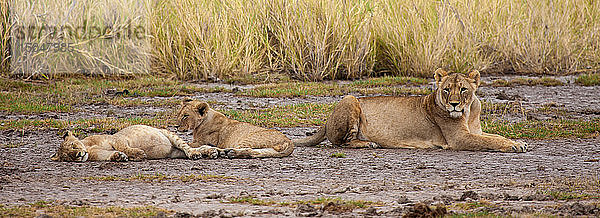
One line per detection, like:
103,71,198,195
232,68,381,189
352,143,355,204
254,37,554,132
443,88,449,93
460,87,467,93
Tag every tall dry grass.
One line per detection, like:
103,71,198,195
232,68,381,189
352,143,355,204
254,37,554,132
3,0,600,80
1,0,9,75
151,0,600,80
6,0,150,79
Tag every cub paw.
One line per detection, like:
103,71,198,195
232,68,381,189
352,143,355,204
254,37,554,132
222,148,252,159
187,149,204,160
367,142,380,149
129,149,147,161
111,152,129,162
196,147,219,159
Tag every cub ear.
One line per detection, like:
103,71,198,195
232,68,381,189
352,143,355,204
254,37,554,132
63,130,73,139
468,70,481,86
181,97,194,106
434,68,448,87
197,102,210,116
50,153,60,161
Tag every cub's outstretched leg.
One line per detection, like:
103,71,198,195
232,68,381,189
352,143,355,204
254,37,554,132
160,129,218,159
221,142,294,159
326,96,374,148
88,149,129,162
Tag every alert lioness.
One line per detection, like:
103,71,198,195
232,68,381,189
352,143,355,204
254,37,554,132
51,125,218,162
294,69,527,152
176,99,294,158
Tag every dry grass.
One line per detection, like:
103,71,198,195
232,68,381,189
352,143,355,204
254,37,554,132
3,0,600,80
0,0,8,76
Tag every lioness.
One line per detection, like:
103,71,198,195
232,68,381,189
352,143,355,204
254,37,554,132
51,125,219,162
176,99,294,158
294,69,527,152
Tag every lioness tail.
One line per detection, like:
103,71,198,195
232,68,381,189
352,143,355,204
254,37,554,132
293,127,326,147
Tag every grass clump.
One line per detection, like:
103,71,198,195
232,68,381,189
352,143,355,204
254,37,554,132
482,119,600,139
576,73,600,86
0,116,174,132
238,76,430,98
238,83,345,98
222,103,335,128
452,201,495,210
0,201,172,217
81,173,234,183
330,152,347,158
349,76,428,88
488,77,564,87
0,77,232,114
228,197,278,206
227,196,381,212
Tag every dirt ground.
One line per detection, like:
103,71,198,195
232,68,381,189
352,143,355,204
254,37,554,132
1,76,600,217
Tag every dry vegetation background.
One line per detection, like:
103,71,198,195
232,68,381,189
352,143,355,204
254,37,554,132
2,0,600,80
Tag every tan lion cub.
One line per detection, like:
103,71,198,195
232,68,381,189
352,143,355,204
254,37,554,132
176,99,294,158
51,125,219,162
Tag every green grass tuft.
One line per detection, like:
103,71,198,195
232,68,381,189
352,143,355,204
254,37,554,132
0,201,172,217
488,77,564,87
576,73,600,86
330,152,347,158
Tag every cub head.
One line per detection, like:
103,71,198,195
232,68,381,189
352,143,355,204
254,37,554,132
176,98,210,132
50,131,89,162
434,68,480,118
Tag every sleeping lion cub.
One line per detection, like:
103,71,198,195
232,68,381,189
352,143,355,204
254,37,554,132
294,68,527,152
51,125,219,162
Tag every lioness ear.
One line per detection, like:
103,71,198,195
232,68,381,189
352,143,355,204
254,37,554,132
468,70,481,86
434,68,448,87
197,102,209,116
50,153,60,161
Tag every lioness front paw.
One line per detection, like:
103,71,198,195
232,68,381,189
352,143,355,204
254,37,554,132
511,141,527,153
111,151,129,162
501,141,527,153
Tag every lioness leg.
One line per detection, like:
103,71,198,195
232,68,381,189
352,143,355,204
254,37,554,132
326,95,370,147
344,140,379,149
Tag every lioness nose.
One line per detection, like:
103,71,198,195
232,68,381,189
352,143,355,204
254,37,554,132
449,102,459,107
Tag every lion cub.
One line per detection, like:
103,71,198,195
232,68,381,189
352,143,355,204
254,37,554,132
51,125,218,162
294,69,527,152
176,99,294,158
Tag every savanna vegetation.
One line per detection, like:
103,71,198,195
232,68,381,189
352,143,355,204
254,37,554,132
2,0,600,80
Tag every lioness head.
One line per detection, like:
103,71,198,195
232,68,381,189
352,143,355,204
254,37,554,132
434,68,480,118
50,131,89,162
176,98,210,132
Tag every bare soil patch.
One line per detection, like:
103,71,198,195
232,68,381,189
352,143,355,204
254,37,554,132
1,77,599,217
